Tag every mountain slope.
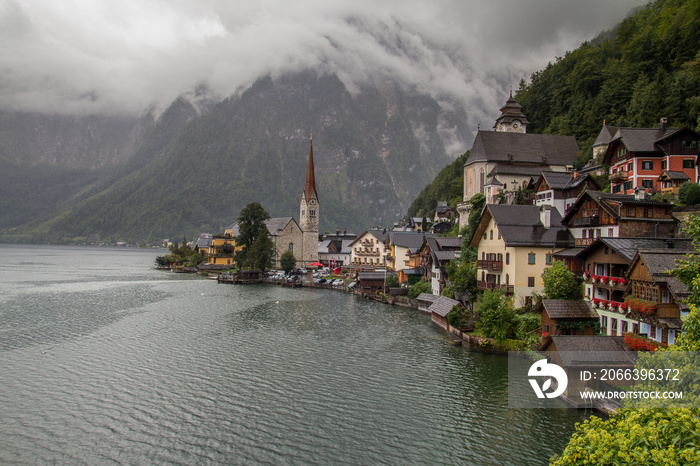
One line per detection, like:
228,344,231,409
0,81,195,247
3,71,468,244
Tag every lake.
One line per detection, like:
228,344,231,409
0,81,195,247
0,244,588,464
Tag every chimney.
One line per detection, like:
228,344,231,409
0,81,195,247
660,117,668,132
634,186,646,200
573,171,579,179
540,205,551,229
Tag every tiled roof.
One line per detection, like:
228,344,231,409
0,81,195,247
487,163,548,177
547,336,634,367
612,127,680,153
465,130,579,167
593,238,692,262
428,296,460,317
265,217,295,235
562,190,673,223
539,300,598,319
485,205,573,248
416,293,439,303
539,171,597,191
659,170,690,181
358,271,397,280
388,231,433,249
632,249,693,311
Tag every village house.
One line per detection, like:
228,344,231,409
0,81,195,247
433,201,456,223
624,249,692,345
384,231,433,277
572,237,692,339
601,118,700,195
533,171,600,216
536,300,599,339
318,231,355,268
457,93,580,228
418,236,463,296
469,204,573,308
560,190,678,247
356,270,397,296
349,229,390,268
657,170,690,195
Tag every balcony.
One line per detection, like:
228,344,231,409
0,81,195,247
575,238,595,246
570,216,600,227
477,259,503,271
477,281,514,294
609,171,629,182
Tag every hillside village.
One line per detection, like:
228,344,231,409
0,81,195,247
179,91,700,375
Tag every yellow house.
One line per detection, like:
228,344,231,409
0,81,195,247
469,204,573,308
383,231,430,274
206,222,239,267
349,230,390,268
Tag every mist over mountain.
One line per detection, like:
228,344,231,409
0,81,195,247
0,1,648,243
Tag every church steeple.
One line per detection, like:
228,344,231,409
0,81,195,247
303,135,317,202
300,135,319,234
494,89,529,133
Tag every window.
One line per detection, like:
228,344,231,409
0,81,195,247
611,318,618,335
596,229,601,238
498,230,501,240
545,253,552,265
506,274,509,285
622,321,629,334
642,179,654,188
483,232,487,240
683,159,695,169
288,243,294,252
642,161,653,170
661,289,670,303
624,181,633,191
662,160,667,170
627,163,633,171
490,230,493,240
482,252,485,260
528,253,536,265
608,228,614,237
528,276,535,287
601,316,608,331
645,207,653,218
612,184,621,193
506,253,510,265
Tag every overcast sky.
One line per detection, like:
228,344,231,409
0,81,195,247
1,0,648,129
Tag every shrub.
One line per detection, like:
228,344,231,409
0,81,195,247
475,289,515,343
679,182,700,205
408,280,431,299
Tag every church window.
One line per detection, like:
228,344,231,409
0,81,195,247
479,169,485,194
288,243,294,252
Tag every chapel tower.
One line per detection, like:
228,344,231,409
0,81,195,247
299,136,319,265
494,90,529,133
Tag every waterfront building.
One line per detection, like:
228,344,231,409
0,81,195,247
469,204,573,308
349,229,390,268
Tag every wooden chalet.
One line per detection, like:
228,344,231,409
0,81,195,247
560,190,677,247
657,170,690,195
625,249,691,345
536,300,599,338
356,271,397,296
533,171,600,216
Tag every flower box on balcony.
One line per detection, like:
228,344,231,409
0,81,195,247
599,276,609,284
624,297,657,316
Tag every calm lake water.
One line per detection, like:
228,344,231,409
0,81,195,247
0,244,588,464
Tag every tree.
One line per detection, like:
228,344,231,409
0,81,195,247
243,233,275,271
541,260,583,300
474,289,515,343
678,182,700,205
408,280,431,299
385,274,400,288
280,250,297,274
671,214,700,306
235,202,271,266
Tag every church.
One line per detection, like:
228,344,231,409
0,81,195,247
264,137,320,268
462,92,579,205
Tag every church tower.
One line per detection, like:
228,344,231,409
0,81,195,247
299,136,319,265
494,90,529,133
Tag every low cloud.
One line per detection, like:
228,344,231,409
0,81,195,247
1,0,646,132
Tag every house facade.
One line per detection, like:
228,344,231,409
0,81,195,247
602,119,700,195
561,190,677,247
469,204,573,308
533,171,600,216
349,230,390,268
418,236,463,296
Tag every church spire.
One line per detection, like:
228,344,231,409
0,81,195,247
303,135,317,202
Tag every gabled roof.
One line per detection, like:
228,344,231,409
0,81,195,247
658,170,690,182
387,231,433,250
422,236,464,268
428,296,460,317
196,233,213,248
348,229,390,247
612,127,680,153
537,300,598,319
470,204,572,248
487,163,549,177
536,171,601,192
561,190,673,224
577,237,693,262
465,130,579,167
544,336,634,367
416,293,439,304
265,217,299,235
627,249,692,311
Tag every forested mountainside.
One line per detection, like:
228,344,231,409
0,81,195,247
407,151,469,219
516,0,700,161
408,0,700,219
1,72,467,244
